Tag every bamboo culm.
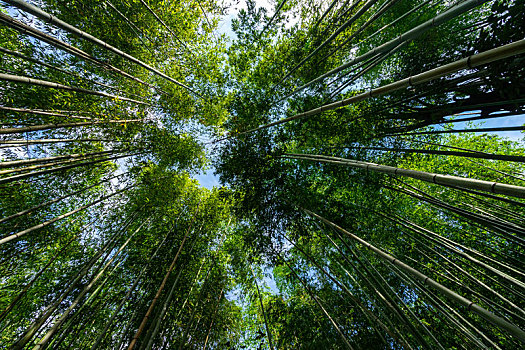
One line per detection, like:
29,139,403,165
242,39,525,136
0,152,140,186
0,12,157,90
302,207,525,342
202,290,224,350
275,0,380,88
283,153,525,198
127,209,199,350
89,226,174,350
143,234,202,349
0,119,142,135
4,0,200,96
340,145,525,162
0,150,115,170
250,264,275,350
285,0,489,99
0,186,132,245
0,172,127,224
0,73,146,105
32,221,147,349
11,212,135,349
0,46,144,99
314,220,441,349
0,151,120,176
276,251,355,349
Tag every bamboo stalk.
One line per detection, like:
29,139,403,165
137,0,192,54
387,260,496,349
177,261,214,350
33,221,147,349
250,264,275,350
0,234,79,323
0,152,118,176
0,12,157,90
243,39,525,135
285,0,489,98
202,290,224,350
127,207,199,349
368,205,525,288
0,150,114,169
261,0,289,36
316,220,442,349
104,0,154,45
0,138,140,145
283,153,525,198
389,125,525,136
0,73,147,105
0,46,145,99
303,207,525,342
4,0,200,97
276,251,355,349
340,145,525,162
142,233,202,349
0,119,142,135
0,172,126,224
311,0,339,32
0,152,140,185
275,0,380,88
89,227,173,350
282,233,405,347
0,105,96,121
11,213,134,350
0,186,131,245
324,0,402,62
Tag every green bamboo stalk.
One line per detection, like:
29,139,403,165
0,12,157,90
0,172,126,224
275,0,380,87
0,119,142,135
324,0,402,62
316,220,442,349
276,251,355,349
283,153,525,198
261,0,289,36
0,186,131,245
303,207,525,342
202,289,224,350
4,0,200,97
249,264,275,350
242,38,525,135
127,206,199,349
11,212,135,350
0,150,114,169
285,0,489,98
104,0,154,45
32,221,147,349
0,46,145,99
142,233,202,349
137,0,192,54
0,152,118,176
0,152,140,185
0,73,147,105
89,226,173,350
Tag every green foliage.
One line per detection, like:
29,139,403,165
1,0,525,348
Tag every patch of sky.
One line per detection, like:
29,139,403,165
192,1,273,189
450,111,525,143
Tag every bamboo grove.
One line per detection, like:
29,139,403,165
0,0,524,348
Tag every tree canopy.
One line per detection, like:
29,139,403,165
1,0,524,348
